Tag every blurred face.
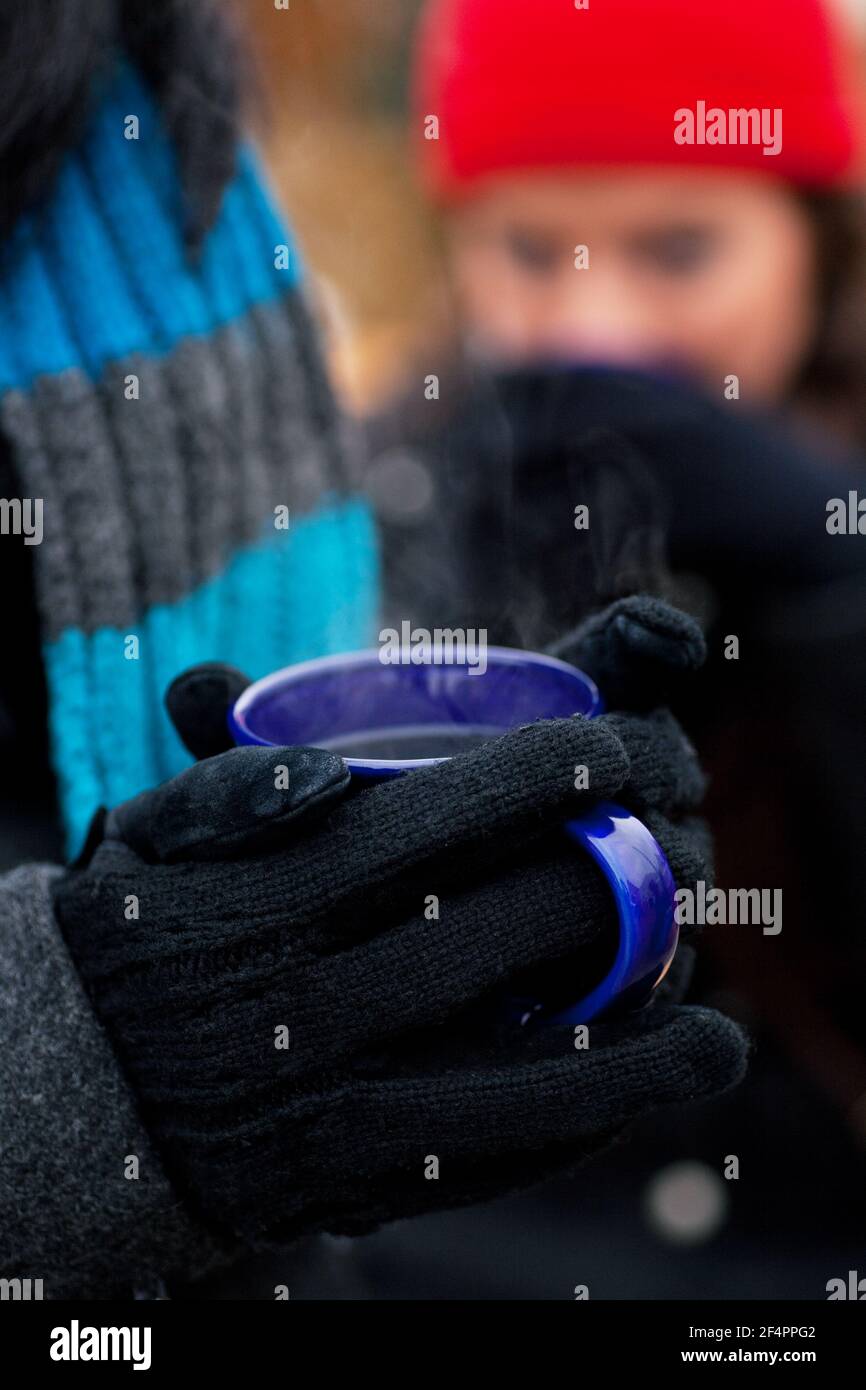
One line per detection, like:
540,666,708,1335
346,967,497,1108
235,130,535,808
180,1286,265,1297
447,169,819,404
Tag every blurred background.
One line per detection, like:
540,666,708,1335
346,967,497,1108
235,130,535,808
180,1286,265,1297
241,0,433,413
217,0,866,1300
241,0,866,414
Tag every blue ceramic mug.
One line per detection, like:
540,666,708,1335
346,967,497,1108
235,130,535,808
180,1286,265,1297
228,648,678,1026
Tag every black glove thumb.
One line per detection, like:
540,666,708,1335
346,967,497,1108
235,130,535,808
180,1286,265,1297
165,662,251,759
104,744,351,864
550,595,706,710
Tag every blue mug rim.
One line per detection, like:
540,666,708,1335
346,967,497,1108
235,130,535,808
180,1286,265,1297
228,645,604,773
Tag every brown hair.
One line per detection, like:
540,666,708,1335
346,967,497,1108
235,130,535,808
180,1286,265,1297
793,189,866,448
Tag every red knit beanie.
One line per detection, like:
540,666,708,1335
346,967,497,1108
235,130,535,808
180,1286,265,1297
414,0,866,200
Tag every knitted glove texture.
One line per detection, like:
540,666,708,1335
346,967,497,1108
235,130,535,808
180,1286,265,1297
54,597,748,1249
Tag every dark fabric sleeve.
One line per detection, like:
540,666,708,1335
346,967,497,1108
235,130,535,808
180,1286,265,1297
0,862,237,1297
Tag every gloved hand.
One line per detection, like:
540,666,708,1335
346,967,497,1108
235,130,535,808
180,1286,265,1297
166,595,712,1002
53,597,748,1254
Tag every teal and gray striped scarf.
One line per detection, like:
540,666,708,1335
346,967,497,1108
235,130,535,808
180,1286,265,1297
0,62,379,854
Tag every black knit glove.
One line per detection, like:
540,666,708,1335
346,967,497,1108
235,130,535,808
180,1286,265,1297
553,592,707,710
53,599,747,1253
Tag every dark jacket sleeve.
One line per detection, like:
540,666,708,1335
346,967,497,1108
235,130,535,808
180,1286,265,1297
0,862,235,1298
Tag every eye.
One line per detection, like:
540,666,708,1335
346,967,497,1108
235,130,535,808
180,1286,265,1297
502,228,561,276
633,227,719,275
